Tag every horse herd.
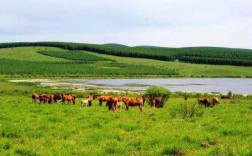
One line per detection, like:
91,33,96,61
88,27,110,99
32,93,220,112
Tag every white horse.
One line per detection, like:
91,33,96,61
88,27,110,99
80,99,89,107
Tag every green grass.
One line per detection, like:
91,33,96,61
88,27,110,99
1,46,252,78
87,51,252,78
0,47,178,78
0,47,68,62
37,50,113,62
0,94,252,155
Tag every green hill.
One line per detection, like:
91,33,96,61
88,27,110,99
1,42,252,66
0,42,252,78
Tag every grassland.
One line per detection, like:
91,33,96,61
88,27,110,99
0,80,252,155
0,47,177,78
1,47,252,78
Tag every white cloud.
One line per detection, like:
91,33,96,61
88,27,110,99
0,0,251,48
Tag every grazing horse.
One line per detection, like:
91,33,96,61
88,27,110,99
80,96,93,107
32,93,40,103
107,97,122,111
53,93,62,103
150,97,163,108
39,94,54,104
61,93,76,104
212,97,220,106
106,97,118,112
136,96,146,106
198,97,210,107
121,97,143,112
94,95,113,106
221,95,229,99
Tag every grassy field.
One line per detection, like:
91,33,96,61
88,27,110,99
1,47,252,78
0,47,177,78
0,81,252,155
86,51,252,78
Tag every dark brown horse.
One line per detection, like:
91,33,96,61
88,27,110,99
32,93,40,103
150,96,163,108
53,93,63,103
121,97,143,112
106,97,122,111
198,97,210,107
94,95,113,106
61,93,76,104
106,97,118,112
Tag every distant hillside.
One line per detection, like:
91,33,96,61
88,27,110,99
103,43,128,47
1,42,252,66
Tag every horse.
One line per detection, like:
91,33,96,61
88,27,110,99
80,95,93,107
32,93,40,103
150,96,163,108
106,97,118,112
39,94,54,104
212,97,220,106
136,96,146,106
61,93,76,104
53,93,63,103
121,97,143,112
94,95,113,106
108,97,122,111
198,97,210,107
221,95,229,99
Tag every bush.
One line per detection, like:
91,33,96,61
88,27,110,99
144,86,171,107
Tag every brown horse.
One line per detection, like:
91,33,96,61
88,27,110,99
212,97,220,106
198,97,210,107
121,97,143,112
61,93,76,104
150,96,163,108
39,94,54,104
32,93,40,103
107,97,122,111
94,95,113,106
136,96,146,106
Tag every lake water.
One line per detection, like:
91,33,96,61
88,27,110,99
71,78,252,94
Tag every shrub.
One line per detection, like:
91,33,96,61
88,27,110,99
228,91,233,98
144,86,171,107
171,103,204,119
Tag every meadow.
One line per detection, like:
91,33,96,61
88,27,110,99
0,80,252,155
1,46,252,78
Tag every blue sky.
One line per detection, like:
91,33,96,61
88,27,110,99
0,0,252,48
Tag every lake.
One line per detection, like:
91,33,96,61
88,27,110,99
71,78,252,94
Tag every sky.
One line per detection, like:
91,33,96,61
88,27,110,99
0,0,252,48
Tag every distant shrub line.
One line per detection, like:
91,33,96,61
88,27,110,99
1,42,252,66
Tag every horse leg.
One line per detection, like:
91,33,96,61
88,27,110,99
73,99,75,105
99,100,102,106
126,104,129,111
139,104,143,112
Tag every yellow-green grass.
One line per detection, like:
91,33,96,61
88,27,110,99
0,47,68,62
